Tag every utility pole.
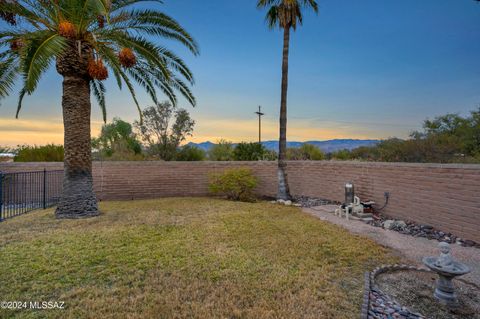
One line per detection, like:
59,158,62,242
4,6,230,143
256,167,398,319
255,105,265,144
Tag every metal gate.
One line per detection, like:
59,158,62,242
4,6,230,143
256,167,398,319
0,169,63,220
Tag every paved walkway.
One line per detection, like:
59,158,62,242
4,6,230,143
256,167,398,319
304,206,480,287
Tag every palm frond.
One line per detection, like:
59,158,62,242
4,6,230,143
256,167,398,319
126,66,159,105
91,79,107,122
0,1,54,29
257,0,318,29
21,31,67,93
110,0,163,12
0,56,18,101
15,87,26,118
107,9,199,55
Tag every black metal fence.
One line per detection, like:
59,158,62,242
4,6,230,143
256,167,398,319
0,169,63,221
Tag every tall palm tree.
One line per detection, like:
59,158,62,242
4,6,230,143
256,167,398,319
257,0,318,200
0,0,198,218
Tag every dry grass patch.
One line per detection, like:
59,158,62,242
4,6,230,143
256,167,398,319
0,198,399,318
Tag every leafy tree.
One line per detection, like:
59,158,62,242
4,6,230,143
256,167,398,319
208,139,235,161
14,144,64,162
233,142,267,161
92,118,142,160
286,144,324,160
135,101,195,161
415,109,480,158
257,0,318,200
176,145,205,161
0,0,198,218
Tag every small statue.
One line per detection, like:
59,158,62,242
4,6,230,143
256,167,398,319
435,242,453,268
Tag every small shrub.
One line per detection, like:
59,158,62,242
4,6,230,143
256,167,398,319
14,144,64,162
208,168,258,202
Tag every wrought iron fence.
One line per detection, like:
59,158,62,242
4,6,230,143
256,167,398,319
0,169,63,221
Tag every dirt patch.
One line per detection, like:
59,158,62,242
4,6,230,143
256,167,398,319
375,270,480,319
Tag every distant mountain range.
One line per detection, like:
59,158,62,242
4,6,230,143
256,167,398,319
187,139,379,153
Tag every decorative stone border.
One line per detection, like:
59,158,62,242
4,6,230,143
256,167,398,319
361,272,371,319
362,264,431,319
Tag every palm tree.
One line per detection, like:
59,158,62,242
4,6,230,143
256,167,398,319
0,0,198,218
257,0,318,200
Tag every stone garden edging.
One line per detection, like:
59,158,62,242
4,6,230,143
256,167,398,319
362,264,431,319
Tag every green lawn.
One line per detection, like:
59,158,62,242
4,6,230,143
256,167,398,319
0,198,398,319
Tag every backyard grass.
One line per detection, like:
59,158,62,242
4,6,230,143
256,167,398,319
0,198,399,319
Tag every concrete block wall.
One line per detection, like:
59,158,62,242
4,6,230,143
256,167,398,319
1,161,479,241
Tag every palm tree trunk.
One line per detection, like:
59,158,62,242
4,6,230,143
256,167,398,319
277,26,291,200
55,74,99,218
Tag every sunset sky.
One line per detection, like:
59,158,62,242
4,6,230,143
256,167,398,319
1,0,479,146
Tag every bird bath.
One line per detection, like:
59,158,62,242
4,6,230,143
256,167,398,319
423,242,471,307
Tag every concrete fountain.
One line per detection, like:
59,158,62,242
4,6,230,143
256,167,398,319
423,242,471,307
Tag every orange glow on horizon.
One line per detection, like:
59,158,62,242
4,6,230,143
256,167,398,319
0,117,382,147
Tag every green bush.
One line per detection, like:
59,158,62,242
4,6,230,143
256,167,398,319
263,149,278,161
329,149,352,160
233,142,266,161
208,168,258,202
14,144,64,162
176,145,206,161
208,139,234,161
286,144,325,160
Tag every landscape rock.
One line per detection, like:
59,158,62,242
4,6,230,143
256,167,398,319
383,220,395,229
284,200,292,206
368,289,426,319
291,195,336,208
368,213,478,248
393,220,407,229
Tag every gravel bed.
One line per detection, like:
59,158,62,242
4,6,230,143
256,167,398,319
291,195,338,208
293,196,479,248
375,270,480,319
368,213,479,248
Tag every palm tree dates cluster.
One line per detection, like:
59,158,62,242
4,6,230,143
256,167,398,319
97,15,105,29
87,59,108,81
9,38,23,51
58,21,76,39
87,47,137,80
118,48,136,68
